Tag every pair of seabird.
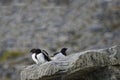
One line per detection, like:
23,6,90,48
30,48,67,64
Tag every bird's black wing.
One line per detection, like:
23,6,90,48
42,50,51,61
53,52,59,56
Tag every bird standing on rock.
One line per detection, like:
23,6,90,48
30,49,51,64
52,48,68,60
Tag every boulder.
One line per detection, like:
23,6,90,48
21,45,120,80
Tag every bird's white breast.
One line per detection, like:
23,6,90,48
32,53,39,64
37,53,46,63
52,53,65,60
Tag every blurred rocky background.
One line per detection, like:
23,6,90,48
0,0,120,80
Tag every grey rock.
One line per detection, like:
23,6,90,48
89,24,104,32
21,45,120,80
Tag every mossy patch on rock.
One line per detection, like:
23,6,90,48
0,50,25,62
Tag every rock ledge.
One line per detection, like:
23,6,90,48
21,45,120,80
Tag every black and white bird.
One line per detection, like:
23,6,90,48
52,48,68,60
30,49,51,64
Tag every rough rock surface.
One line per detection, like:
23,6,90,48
21,45,120,80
